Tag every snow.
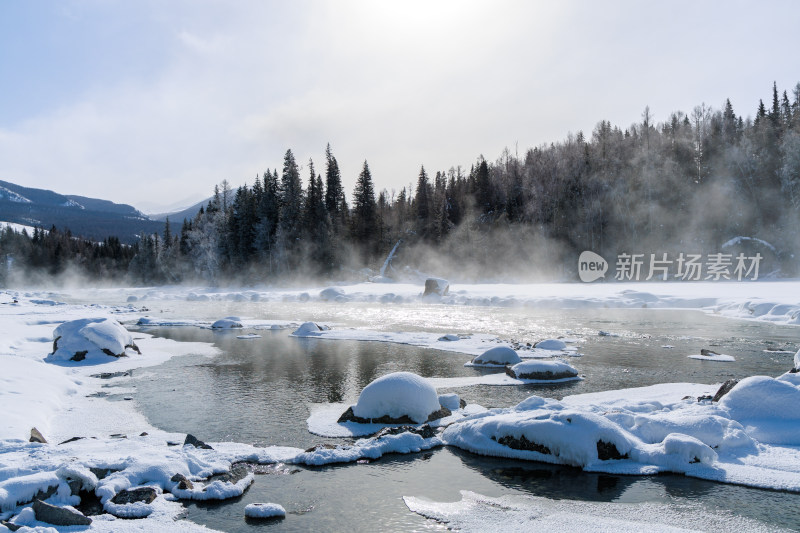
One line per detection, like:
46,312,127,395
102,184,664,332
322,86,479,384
467,346,521,367
795,347,800,370
244,502,285,519
292,321,323,336
438,393,461,410
48,318,137,362
351,372,441,424
441,381,800,490
1,282,800,530
687,352,735,362
210,317,242,329
404,490,782,533
508,359,578,379
534,339,568,350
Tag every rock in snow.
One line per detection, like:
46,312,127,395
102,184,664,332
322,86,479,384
534,339,568,351
245,502,286,519
346,372,444,424
292,321,323,336
468,346,521,367
211,317,243,329
506,360,579,381
423,278,450,297
32,499,92,526
49,318,140,362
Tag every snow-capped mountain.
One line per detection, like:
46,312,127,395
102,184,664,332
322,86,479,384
0,179,164,243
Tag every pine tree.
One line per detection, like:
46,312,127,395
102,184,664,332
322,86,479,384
414,165,430,237
351,160,378,258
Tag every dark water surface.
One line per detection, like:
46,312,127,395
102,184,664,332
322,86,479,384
126,305,799,532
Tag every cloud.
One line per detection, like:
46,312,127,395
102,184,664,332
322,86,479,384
0,0,798,210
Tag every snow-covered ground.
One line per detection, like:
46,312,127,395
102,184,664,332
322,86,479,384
1,280,799,531
76,279,800,326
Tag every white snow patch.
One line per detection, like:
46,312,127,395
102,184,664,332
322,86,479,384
404,490,782,533
352,372,441,424
48,318,137,362
466,346,521,367
245,502,286,519
687,352,735,362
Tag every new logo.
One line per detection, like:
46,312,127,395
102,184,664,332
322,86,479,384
578,251,607,282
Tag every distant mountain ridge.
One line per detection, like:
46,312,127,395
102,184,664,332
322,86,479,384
149,197,209,222
0,179,164,243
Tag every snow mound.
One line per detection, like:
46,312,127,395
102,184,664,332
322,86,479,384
688,352,735,362
507,360,578,380
49,318,139,362
211,317,243,329
320,287,345,301
438,393,462,411
352,372,442,424
718,376,800,444
661,433,718,465
534,339,568,351
467,346,520,367
245,502,286,519
443,409,637,468
794,347,800,370
292,321,323,336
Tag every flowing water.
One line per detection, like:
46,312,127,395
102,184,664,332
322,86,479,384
114,301,799,531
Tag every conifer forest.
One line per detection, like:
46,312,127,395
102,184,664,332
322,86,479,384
3,81,800,285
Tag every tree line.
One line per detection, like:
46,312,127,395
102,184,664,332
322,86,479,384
3,80,799,285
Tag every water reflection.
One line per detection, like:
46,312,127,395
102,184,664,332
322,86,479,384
129,308,800,532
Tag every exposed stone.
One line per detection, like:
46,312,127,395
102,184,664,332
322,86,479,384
29,427,47,443
505,365,578,381
696,395,713,402
184,433,213,449
91,370,131,379
170,473,194,490
337,405,451,425
372,424,436,440
304,443,337,453
59,436,83,445
494,434,551,455
1,520,22,531
209,463,250,485
70,350,88,361
110,487,157,506
712,379,740,402
596,440,628,460
89,467,117,480
32,499,92,526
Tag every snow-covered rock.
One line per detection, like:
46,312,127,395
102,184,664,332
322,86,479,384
534,339,568,351
211,317,243,329
320,287,345,301
349,372,442,424
292,321,323,336
718,376,800,444
506,359,578,380
443,409,637,467
423,278,449,297
49,318,139,362
245,502,286,519
438,393,462,411
438,334,460,342
467,346,520,367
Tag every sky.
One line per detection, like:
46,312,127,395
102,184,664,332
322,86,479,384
1,0,799,213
